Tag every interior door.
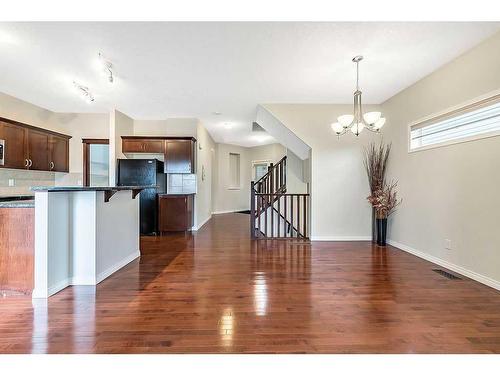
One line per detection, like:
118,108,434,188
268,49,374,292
27,129,50,171
49,135,69,172
0,121,28,169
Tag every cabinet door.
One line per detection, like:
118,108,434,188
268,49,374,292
165,140,194,173
158,195,189,231
27,129,50,171
143,140,164,153
49,135,69,172
122,139,146,153
0,121,28,169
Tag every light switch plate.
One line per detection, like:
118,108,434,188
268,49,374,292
8,179,15,187
445,239,452,250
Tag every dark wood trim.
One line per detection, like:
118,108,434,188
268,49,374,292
104,190,117,202
82,138,109,144
82,139,109,187
121,135,197,142
0,116,71,139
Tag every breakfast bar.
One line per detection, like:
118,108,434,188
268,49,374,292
30,186,151,298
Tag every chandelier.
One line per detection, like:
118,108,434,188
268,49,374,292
331,56,386,137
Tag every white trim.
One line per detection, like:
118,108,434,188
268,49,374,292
388,239,500,291
311,236,371,241
212,209,246,215
47,278,71,297
96,250,141,284
192,214,212,231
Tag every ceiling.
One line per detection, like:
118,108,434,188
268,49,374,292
0,22,498,146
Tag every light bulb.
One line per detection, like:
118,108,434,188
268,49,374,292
330,122,343,134
363,111,381,125
337,115,354,128
350,123,365,136
374,117,386,129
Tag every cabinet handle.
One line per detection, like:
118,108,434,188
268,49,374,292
28,159,33,168
50,161,55,170
24,159,29,167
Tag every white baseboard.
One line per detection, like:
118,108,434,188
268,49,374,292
192,214,212,231
311,236,371,241
212,209,244,215
96,250,141,284
388,239,500,291
47,278,71,297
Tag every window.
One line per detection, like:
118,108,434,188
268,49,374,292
228,153,240,189
253,161,270,181
409,93,500,152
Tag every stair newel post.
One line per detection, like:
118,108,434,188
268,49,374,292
250,181,256,239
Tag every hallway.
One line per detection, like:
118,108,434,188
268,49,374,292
1,213,500,353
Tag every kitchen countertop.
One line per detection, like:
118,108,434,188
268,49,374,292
0,198,35,208
31,185,157,192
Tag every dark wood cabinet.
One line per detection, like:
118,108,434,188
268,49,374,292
0,120,28,169
121,136,196,174
0,117,71,172
158,194,194,232
27,129,50,171
165,139,194,173
122,138,165,154
49,135,69,172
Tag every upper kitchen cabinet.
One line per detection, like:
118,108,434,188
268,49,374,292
165,139,195,173
27,128,50,171
0,117,71,172
0,119,28,169
49,134,70,172
122,138,164,154
121,136,196,174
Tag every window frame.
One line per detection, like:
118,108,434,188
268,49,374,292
82,138,109,186
408,90,500,153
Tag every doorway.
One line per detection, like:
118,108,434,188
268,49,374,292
82,139,110,186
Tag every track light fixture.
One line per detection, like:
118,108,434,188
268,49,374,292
98,52,114,83
73,81,95,103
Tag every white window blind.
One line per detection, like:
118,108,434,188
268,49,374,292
409,94,500,151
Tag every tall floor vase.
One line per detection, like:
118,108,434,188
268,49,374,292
376,218,387,246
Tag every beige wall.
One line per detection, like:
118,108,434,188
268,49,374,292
134,119,198,137
264,103,382,240
212,142,286,213
109,110,134,186
381,31,500,287
195,121,216,229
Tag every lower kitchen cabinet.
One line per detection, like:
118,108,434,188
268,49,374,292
158,194,194,232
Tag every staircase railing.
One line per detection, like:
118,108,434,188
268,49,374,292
250,156,309,239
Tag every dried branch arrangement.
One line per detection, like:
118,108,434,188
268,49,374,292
363,141,391,194
367,180,402,219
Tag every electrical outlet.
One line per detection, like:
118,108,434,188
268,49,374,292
445,239,452,250
8,179,15,187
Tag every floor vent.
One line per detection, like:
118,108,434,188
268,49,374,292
433,269,461,280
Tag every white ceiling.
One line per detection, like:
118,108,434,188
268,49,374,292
0,22,498,146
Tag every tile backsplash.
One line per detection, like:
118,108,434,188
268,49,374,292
0,168,55,196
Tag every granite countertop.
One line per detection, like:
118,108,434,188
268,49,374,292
0,197,35,208
31,185,157,192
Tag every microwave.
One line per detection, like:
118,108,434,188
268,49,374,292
0,139,4,166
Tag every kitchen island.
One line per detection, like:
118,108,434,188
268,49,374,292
30,186,151,298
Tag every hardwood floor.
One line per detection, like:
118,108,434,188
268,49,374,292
1,213,500,353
